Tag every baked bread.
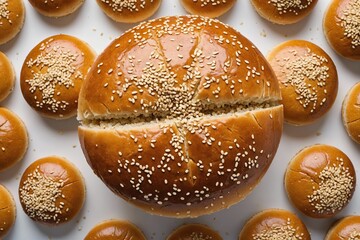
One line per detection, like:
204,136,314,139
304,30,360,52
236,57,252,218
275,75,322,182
84,220,146,240
325,216,360,240
167,223,222,240
0,52,15,102
342,82,360,144
0,184,16,239
250,0,318,25
18,156,86,225
285,144,356,218
324,0,360,60
78,15,283,218
28,0,84,18
96,0,162,23
0,107,28,172
180,0,236,18
20,34,96,119
267,40,338,125
0,0,25,45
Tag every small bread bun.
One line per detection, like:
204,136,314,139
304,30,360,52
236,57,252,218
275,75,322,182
325,216,360,240
238,209,310,240
167,223,222,240
20,34,96,119
0,108,28,172
18,156,86,225
0,52,15,102
285,144,356,218
267,40,338,125
28,0,84,18
0,0,25,45
323,0,360,60
342,82,360,144
250,0,318,25
96,0,162,23
180,0,236,18
0,185,16,239
84,220,146,240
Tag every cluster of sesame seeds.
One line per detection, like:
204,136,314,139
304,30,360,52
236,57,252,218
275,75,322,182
340,0,360,48
349,231,360,240
0,0,10,25
101,0,151,13
308,157,354,214
268,0,313,15
189,232,213,240
193,0,229,7
253,218,305,240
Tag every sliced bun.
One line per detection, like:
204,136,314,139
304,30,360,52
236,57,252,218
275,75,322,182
167,223,222,240
0,0,25,45
180,0,236,18
28,0,85,18
325,216,360,240
0,52,15,102
0,185,16,239
342,82,360,144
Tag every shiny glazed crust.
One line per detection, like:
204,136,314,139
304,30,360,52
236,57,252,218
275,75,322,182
167,223,222,240
0,185,16,239
0,0,25,45
28,0,84,17
0,52,15,102
342,82,360,144
180,0,236,18
325,216,360,240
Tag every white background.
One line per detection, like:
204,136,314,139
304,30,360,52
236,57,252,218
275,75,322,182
0,0,359,239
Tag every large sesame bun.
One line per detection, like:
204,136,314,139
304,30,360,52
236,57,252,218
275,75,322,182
238,209,310,240
250,0,318,25
325,216,360,240
20,34,96,120
78,15,283,218
28,0,84,18
284,144,356,218
0,52,15,102
342,82,360,144
0,184,16,239
323,0,360,60
84,219,146,240
0,107,28,172
180,0,236,18
18,156,86,225
0,0,25,45
167,223,222,240
96,0,162,23
267,40,338,126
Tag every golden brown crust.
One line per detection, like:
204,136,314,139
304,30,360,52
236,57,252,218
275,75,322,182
0,52,15,102
96,0,162,23
238,209,310,240
250,0,318,25
325,216,360,240
84,219,146,240
18,156,86,225
323,0,360,60
342,82,360,144
267,40,338,126
28,0,84,18
20,34,96,120
167,223,222,240
0,107,28,172
284,144,356,218
0,185,16,239
180,0,236,18
0,0,25,45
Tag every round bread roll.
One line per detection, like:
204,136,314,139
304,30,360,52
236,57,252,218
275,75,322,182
28,0,84,18
96,0,162,23
267,40,338,126
84,220,146,240
20,34,96,120
325,216,360,240
0,52,15,102
324,0,360,60
167,223,222,240
250,0,318,25
0,0,25,45
342,82,360,144
180,0,236,18
78,15,283,218
285,144,356,218
0,107,28,172
0,185,16,239
18,156,86,225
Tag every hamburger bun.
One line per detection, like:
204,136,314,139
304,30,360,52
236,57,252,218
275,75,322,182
285,144,356,218
0,52,15,102
180,0,236,18
167,223,222,240
342,82,360,144
78,15,283,218
325,216,360,240
323,0,360,60
20,34,96,120
28,0,85,18
0,107,28,172
0,184,16,239
267,40,338,126
18,156,86,225
0,0,25,45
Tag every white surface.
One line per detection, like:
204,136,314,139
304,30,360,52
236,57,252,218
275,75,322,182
0,0,359,239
